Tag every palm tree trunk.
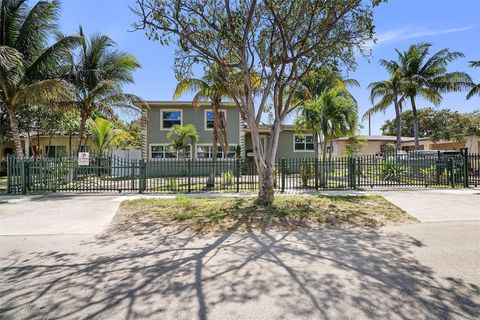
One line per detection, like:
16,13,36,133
410,96,420,150
313,131,319,159
394,98,402,151
322,138,328,161
76,110,88,154
6,105,24,157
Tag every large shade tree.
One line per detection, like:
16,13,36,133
173,65,230,187
395,43,472,150
65,27,142,152
133,0,383,205
0,0,80,156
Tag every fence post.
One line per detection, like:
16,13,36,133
463,148,469,188
314,157,319,190
21,159,28,195
6,156,12,194
281,158,286,193
131,160,135,191
348,157,357,189
187,159,192,193
448,158,455,188
139,159,146,193
236,157,240,193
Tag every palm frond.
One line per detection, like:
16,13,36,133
467,84,480,99
11,78,74,106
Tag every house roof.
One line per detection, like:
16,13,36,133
142,101,239,107
334,135,415,142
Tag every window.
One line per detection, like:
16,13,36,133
196,145,237,159
45,145,67,157
205,110,226,130
150,145,191,159
294,135,314,152
161,110,182,130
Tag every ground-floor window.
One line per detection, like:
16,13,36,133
196,145,237,159
45,145,67,157
150,145,191,159
294,135,314,152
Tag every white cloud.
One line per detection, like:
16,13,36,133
365,25,476,49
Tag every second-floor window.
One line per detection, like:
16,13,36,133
294,135,314,151
205,110,226,130
161,110,182,130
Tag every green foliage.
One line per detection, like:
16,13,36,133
381,108,480,141
221,170,234,186
87,117,123,153
0,0,81,156
299,162,314,186
342,135,367,156
114,120,142,150
467,60,480,99
167,124,199,158
380,161,404,182
381,143,396,154
165,178,179,192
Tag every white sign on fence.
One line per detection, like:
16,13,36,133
78,152,90,166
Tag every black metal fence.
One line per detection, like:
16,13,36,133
6,151,476,195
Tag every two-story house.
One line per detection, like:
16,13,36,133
142,101,317,160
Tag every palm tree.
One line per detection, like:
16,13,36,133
87,117,121,154
173,65,230,187
364,61,406,150
166,124,199,159
467,60,480,99
295,67,358,158
296,89,358,160
65,27,142,153
396,43,472,150
0,0,80,156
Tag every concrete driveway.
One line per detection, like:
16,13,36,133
380,189,480,222
0,193,126,235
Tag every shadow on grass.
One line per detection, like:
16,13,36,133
1,211,478,320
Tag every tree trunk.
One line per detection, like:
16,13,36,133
394,98,402,151
76,110,88,153
313,131,319,159
6,105,24,157
206,127,218,188
410,96,420,150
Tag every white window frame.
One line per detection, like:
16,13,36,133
293,134,315,152
149,143,192,160
195,143,237,160
160,109,183,131
204,109,227,131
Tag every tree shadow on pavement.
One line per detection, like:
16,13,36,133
1,211,479,320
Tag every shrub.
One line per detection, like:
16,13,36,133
299,162,314,186
222,170,234,186
380,161,404,182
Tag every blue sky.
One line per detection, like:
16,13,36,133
58,0,479,134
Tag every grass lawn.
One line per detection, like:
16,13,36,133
119,195,417,233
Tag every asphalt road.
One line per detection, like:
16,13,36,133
1,191,479,319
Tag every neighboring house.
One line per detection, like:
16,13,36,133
400,135,480,153
1,131,94,158
331,135,413,157
142,101,317,160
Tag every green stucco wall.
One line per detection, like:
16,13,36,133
245,130,316,159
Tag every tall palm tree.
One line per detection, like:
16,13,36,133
396,43,472,149
467,60,480,99
173,65,230,187
364,61,406,150
65,27,142,153
0,0,80,156
166,124,199,159
295,67,358,158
